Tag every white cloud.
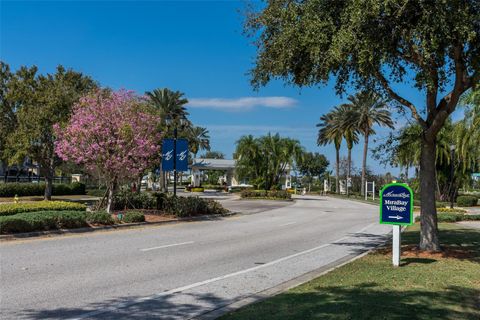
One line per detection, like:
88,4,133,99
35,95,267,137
187,97,298,111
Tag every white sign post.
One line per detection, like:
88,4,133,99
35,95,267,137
392,225,401,267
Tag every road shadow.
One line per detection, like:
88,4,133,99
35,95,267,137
332,232,390,255
223,284,480,320
17,291,245,320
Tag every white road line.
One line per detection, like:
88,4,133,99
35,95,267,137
140,241,194,252
279,222,296,227
69,222,379,320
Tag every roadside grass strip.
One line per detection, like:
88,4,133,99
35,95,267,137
220,223,480,320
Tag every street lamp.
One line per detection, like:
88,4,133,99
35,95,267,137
165,117,187,196
450,144,456,209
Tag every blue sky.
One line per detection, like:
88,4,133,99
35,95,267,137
0,1,461,175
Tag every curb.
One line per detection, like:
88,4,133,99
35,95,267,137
0,212,238,241
195,236,390,320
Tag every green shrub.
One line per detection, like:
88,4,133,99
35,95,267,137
155,194,228,217
0,201,87,216
122,211,145,223
0,182,86,197
415,213,464,223
0,211,88,234
456,196,478,207
437,207,467,213
464,214,480,221
86,211,114,225
240,189,291,200
112,190,156,210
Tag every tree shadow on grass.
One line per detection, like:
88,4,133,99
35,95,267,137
16,291,239,320
225,284,480,320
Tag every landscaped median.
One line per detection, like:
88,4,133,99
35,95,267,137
0,194,230,235
220,223,480,320
240,190,292,200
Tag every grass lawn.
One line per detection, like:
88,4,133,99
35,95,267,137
221,223,480,320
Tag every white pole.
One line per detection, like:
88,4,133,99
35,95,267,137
392,225,401,267
373,181,375,201
365,182,367,200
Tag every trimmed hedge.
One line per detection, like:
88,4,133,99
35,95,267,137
86,211,114,225
456,196,478,207
436,207,468,213
240,190,292,200
415,213,480,223
122,211,145,223
0,182,86,197
0,201,87,217
0,211,88,234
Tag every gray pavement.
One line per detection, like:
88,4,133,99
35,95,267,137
0,196,391,319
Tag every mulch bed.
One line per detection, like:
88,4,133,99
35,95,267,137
377,244,475,259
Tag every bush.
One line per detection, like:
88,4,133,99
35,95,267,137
86,211,114,225
154,194,228,217
112,190,156,210
456,196,478,207
0,182,86,197
191,187,205,192
415,213,480,223
122,211,145,223
464,214,480,221
0,211,88,234
240,190,291,200
437,207,467,213
0,201,87,217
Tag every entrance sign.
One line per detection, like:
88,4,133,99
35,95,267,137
162,138,189,172
380,183,413,226
379,183,414,267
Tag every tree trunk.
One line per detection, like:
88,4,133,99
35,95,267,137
335,147,340,194
361,130,369,196
136,174,142,193
106,181,117,213
419,136,441,251
347,147,352,197
43,160,54,200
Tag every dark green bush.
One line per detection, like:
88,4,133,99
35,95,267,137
240,190,291,200
456,196,478,207
0,201,87,217
112,190,156,210
0,182,86,197
122,211,145,223
0,211,88,234
415,213,464,223
86,211,114,225
464,214,480,221
154,194,228,217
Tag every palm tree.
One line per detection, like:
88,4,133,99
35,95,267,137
317,111,343,193
188,126,210,158
346,92,394,195
336,104,359,196
145,88,190,192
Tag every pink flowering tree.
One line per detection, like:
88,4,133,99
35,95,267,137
54,89,162,212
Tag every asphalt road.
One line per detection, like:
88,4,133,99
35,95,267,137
0,196,391,319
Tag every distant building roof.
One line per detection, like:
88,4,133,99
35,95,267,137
191,158,236,170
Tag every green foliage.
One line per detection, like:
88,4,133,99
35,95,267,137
235,133,304,190
122,211,145,223
240,190,291,200
0,182,86,197
86,211,114,225
436,207,467,214
0,211,88,234
112,190,156,210
0,201,86,216
297,152,329,182
415,213,480,223
1,63,97,199
155,193,228,217
456,196,478,207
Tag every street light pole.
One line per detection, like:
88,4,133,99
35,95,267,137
173,126,177,197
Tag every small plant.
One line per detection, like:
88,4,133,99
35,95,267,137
436,207,467,213
86,211,114,225
122,211,145,223
112,190,156,210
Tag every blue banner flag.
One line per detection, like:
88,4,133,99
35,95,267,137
161,138,189,172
